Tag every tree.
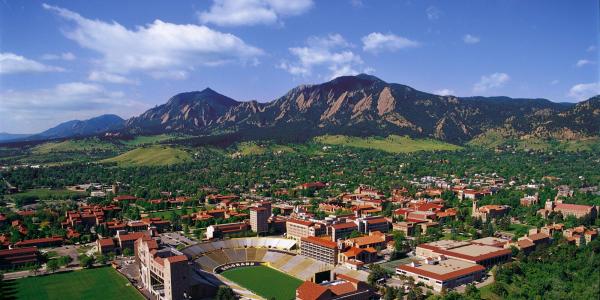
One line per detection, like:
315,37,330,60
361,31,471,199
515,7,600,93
464,284,481,299
58,255,72,267
348,230,362,238
122,248,134,257
367,264,387,286
215,285,235,300
46,259,60,273
272,207,281,216
29,264,41,276
96,254,108,265
79,254,95,268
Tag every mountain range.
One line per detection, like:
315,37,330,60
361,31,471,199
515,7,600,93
124,74,599,143
4,74,599,144
3,114,125,142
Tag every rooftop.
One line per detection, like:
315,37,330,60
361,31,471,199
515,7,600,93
397,258,485,281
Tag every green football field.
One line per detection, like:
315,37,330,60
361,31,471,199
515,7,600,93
220,265,303,300
4,267,144,300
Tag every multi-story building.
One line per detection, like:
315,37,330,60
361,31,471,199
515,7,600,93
472,201,510,222
393,221,416,237
206,222,250,239
416,240,511,268
250,207,269,234
136,236,216,300
286,219,325,241
296,273,372,300
538,200,597,219
356,216,390,234
301,236,339,265
0,247,40,269
396,256,485,292
330,222,358,241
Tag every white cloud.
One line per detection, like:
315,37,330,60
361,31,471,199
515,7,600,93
0,52,64,74
149,70,189,80
426,6,442,20
434,89,455,96
350,0,363,7
361,32,419,53
551,79,559,85
575,59,595,67
41,52,76,61
0,82,149,132
198,0,313,27
88,71,138,85
43,3,263,76
473,72,510,93
279,34,364,79
568,82,600,101
463,34,480,44
587,45,597,52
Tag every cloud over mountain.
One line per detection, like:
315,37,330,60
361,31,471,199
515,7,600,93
43,3,263,77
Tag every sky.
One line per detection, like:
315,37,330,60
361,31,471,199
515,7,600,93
0,0,599,134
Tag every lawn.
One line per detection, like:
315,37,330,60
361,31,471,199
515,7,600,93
101,145,193,166
315,135,462,153
119,134,191,146
5,267,143,300
380,257,414,272
31,138,119,154
148,208,187,219
9,188,85,201
503,223,534,236
220,265,303,300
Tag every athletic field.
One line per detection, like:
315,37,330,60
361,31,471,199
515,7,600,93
5,267,144,300
221,265,303,300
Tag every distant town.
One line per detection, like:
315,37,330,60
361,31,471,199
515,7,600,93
1,151,598,299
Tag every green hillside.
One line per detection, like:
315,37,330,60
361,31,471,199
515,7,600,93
469,131,600,152
232,142,296,156
314,135,462,153
119,134,188,146
32,138,118,154
101,145,193,166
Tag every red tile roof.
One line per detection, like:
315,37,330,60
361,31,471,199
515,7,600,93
555,203,594,212
397,263,485,281
296,281,329,300
165,255,187,264
331,222,357,230
287,219,314,226
302,236,338,249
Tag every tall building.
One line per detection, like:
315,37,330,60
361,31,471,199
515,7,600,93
301,236,339,265
286,219,325,241
250,206,269,234
136,236,216,300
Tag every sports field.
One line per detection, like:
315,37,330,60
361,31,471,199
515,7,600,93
220,265,303,300
5,267,144,300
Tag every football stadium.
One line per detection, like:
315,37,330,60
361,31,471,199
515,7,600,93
180,237,369,299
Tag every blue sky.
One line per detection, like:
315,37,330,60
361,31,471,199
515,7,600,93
1,0,599,133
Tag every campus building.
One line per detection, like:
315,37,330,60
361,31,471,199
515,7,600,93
330,222,358,241
250,206,269,234
286,219,325,241
301,236,339,265
471,201,510,222
416,240,511,268
396,256,485,292
538,200,597,219
136,236,216,300
296,273,372,300
0,247,40,269
206,222,250,239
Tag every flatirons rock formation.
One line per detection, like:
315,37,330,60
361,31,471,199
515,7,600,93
123,74,599,144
